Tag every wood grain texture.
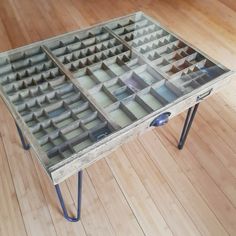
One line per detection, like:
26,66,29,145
0,0,236,235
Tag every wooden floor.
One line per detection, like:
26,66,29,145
0,0,236,235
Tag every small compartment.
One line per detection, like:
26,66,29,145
55,115,76,128
105,78,125,93
125,99,149,119
147,52,161,61
33,126,47,139
108,104,135,128
123,72,147,92
112,86,133,100
77,108,94,119
166,53,183,63
139,89,164,110
156,59,169,67
37,111,49,122
25,114,38,127
91,63,116,82
165,65,180,76
91,87,115,107
197,61,225,79
125,57,144,69
44,122,57,134
108,58,130,76
63,122,84,140
47,105,67,118
84,117,103,129
90,125,111,141
74,68,98,89
177,60,192,71
154,83,180,103
72,136,93,152
41,139,54,152
52,133,66,146
138,66,163,85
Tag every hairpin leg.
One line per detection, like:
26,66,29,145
15,122,30,150
55,171,83,222
178,103,199,150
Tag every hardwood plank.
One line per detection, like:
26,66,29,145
32,155,87,236
67,171,116,236
0,136,27,236
156,124,236,235
87,159,145,236
169,113,236,207
198,102,236,154
122,140,201,236
106,148,173,236
189,104,236,178
0,100,57,236
138,130,228,236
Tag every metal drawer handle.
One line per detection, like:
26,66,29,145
197,89,212,101
150,112,171,127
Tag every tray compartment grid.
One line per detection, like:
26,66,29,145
0,12,229,173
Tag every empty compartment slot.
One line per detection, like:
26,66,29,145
52,134,65,146
25,115,38,127
147,52,161,61
84,118,103,130
74,68,98,89
105,79,124,92
156,59,169,67
125,99,149,119
137,66,163,85
37,111,48,122
123,72,147,92
167,53,183,63
109,105,134,128
197,60,225,79
90,125,111,141
91,87,115,107
55,115,76,128
165,65,180,76
33,126,47,139
77,108,94,119
125,57,143,69
91,63,116,82
154,83,179,103
48,105,68,118
177,60,192,71
189,53,205,64
112,86,133,100
139,90,164,110
44,122,57,133
108,59,129,76
64,127,84,140
41,139,54,152
61,148,74,159
18,105,31,116
72,136,93,152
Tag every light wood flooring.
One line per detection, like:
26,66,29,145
0,0,236,235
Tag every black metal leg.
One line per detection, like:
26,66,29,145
55,171,83,222
178,103,199,150
15,122,30,150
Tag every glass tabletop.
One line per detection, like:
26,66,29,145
0,12,230,171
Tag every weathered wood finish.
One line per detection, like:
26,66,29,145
0,11,233,184
1,0,236,235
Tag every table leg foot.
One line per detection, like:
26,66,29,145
55,171,83,222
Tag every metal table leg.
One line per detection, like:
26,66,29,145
55,171,83,222
15,122,30,150
178,103,199,150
